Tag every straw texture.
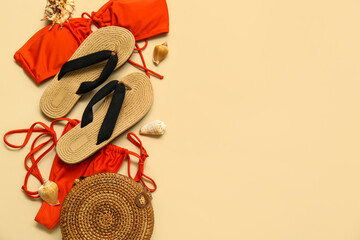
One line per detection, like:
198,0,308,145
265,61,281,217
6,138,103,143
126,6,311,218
40,26,135,119
56,72,153,164
60,173,154,240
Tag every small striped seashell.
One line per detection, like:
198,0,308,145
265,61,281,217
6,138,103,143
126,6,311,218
139,120,167,136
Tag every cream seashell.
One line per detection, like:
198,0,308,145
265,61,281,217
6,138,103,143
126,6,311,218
153,42,168,65
139,120,167,136
38,179,60,206
43,0,75,29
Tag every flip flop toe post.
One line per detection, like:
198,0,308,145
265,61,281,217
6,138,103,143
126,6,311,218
40,26,135,119
56,72,153,164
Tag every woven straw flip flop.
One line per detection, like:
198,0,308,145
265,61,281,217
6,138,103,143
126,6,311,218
40,26,135,119
60,173,154,240
56,72,153,164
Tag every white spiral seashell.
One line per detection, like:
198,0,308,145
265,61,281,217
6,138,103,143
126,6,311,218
139,120,167,136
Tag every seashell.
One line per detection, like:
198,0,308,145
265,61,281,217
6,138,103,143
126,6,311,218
42,0,75,30
152,42,168,65
38,179,60,206
139,120,167,136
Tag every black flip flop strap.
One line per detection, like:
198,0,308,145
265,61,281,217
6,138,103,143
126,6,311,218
58,50,119,94
81,81,126,145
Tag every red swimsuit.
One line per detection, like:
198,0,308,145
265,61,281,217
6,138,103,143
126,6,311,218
14,0,169,84
4,119,156,229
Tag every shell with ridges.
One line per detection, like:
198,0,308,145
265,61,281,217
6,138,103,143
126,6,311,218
139,120,167,136
42,0,75,29
38,179,60,206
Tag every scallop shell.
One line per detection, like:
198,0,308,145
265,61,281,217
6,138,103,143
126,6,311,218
38,179,60,206
43,0,75,29
139,120,167,136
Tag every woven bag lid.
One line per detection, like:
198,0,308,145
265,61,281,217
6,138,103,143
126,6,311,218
60,172,154,240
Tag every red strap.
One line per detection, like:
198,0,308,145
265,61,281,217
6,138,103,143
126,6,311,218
126,132,157,192
134,39,148,51
81,11,101,28
128,40,164,79
4,120,156,196
3,118,80,198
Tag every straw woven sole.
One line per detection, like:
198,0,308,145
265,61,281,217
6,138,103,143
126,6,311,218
40,26,135,119
60,173,154,240
56,72,153,164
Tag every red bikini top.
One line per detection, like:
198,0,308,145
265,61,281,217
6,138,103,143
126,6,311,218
15,0,169,84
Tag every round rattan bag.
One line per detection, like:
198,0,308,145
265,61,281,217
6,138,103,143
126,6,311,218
60,172,154,240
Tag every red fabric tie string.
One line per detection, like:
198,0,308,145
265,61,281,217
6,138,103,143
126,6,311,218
128,40,164,79
81,11,100,28
3,118,80,198
126,132,157,192
134,39,148,51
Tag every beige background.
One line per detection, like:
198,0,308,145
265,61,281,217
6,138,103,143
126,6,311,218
1,0,360,239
